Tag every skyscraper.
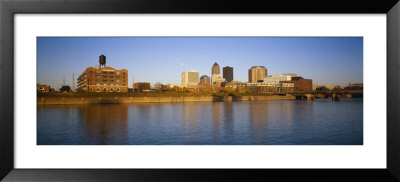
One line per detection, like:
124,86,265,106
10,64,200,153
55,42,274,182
248,66,267,83
212,62,220,75
181,70,200,88
223,66,233,82
211,62,225,86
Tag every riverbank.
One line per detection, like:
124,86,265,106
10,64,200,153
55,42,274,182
37,95,296,105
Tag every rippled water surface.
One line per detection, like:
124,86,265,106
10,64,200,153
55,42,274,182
37,98,363,145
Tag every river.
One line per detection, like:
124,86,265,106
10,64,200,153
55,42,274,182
37,98,363,145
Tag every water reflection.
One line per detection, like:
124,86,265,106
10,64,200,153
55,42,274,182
248,101,269,144
181,103,200,141
223,101,234,141
212,102,222,142
77,104,128,144
38,99,363,145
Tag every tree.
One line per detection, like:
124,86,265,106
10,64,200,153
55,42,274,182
237,86,248,93
317,86,329,91
172,86,181,92
60,85,72,92
200,87,214,93
332,86,344,92
224,87,234,93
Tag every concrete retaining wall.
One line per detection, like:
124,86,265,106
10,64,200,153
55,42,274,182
37,95,296,105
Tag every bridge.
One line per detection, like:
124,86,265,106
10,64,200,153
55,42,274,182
253,90,363,100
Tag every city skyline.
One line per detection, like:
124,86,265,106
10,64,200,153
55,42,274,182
37,37,363,90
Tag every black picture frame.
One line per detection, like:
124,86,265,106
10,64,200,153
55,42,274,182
1,0,399,181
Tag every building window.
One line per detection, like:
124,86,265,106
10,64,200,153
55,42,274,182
123,72,126,75
96,75,101,78
109,76,114,78
102,71,107,74
116,72,120,75
110,88,114,92
96,70,100,73
116,76,120,78
103,88,107,92
90,88,93,92
116,84,120,86
109,72,114,74
103,80,107,82
96,83,100,86
123,84,125,86
96,88,100,92
90,70,93,73
103,75,107,78
110,80,114,82
116,80,120,83
117,88,120,92
104,84,107,86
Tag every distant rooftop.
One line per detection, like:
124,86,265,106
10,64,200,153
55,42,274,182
250,66,266,69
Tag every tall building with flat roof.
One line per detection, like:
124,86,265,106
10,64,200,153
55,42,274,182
77,55,128,92
248,66,267,83
223,66,233,82
181,70,199,88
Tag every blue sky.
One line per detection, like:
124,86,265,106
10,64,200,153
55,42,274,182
37,37,363,89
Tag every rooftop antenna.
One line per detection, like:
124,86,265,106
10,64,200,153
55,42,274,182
72,73,76,92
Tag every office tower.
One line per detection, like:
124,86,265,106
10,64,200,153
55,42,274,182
181,70,200,88
223,66,233,82
212,62,220,75
248,66,267,83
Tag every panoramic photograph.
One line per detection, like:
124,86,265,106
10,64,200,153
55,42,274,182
37,37,363,145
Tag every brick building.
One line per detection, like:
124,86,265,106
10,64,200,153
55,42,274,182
37,84,51,92
280,77,312,92
77,65,128,92
199,75,211,87
133,82,151,91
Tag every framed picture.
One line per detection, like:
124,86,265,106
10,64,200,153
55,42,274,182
1,0,399,181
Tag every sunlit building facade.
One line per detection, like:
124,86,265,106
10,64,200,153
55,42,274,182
133,82,151,91
280,77,312,92
263,73,297,85
77,65,128,92
248,66,267,83
199,75,211,86
181,70,200,88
